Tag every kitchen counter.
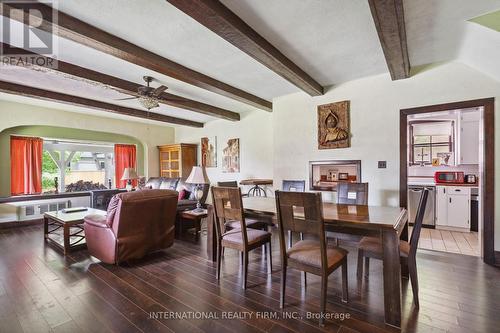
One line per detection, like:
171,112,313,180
438,183,479,187
408,180,436,187
409,182,479,188
408,178,479,188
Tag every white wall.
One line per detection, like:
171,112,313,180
175,110,274,197
272,62,500,250
0,100,175,178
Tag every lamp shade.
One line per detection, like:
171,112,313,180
186,166,210,184
120,168,139,181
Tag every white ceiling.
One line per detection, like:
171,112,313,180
404,0,500,66
56,0,298,100
219,0,388,85
458,20,500,83
0,0,499,128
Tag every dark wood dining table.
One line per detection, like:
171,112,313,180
206,196,409,328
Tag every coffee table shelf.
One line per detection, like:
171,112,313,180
44,207,106,255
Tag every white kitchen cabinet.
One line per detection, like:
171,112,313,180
435,186,471,230
458,113,479,165
447,187,470,229
435,186,447,226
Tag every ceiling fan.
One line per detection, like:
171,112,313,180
116,76,167,110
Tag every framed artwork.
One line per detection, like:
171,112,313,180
437,152,454,166
318,100,351,149
201,136,217,167
222,138,240,173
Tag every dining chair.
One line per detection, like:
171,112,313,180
337,182,369,205
282,179,306,192
282,180,306,249
275,190,348,326
357,188,429,307
212,186,273,289
216,181,266,231
329,182,369,246
218,180,250,198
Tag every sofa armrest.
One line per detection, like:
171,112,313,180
84,214,108,228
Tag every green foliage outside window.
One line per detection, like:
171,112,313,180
41,151,82,192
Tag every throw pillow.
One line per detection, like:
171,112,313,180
178,189,191,200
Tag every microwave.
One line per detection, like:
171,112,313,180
434,171,464,184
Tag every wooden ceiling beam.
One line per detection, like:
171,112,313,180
368,0,410,80
0,43,240,121
166,0,324,96
0,2,272,111
0,81,204,128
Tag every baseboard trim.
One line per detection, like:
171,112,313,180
0,219,43,229
435,226,471,233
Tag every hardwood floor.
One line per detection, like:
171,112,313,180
410,227,480,256
0,225,499,333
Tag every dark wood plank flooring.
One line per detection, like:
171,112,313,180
0,225,499,333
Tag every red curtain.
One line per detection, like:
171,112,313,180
10,136,43,195
115,144,137,188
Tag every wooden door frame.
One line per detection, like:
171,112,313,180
400,98,495,265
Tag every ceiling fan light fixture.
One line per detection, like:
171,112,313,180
138,96,160,110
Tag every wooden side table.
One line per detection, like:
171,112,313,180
178,209,208,242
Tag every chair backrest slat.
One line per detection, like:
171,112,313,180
211,186,248,244
409,188,429,258
337,182,369,205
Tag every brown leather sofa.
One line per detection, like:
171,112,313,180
145,177,209,211
84,189,178,264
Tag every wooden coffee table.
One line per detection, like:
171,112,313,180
44,207,106,255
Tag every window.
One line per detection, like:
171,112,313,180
42,140,115,193
410,121,454,165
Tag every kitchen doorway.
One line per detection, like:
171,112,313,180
400,98,495,265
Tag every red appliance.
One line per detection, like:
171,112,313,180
434,171,465,184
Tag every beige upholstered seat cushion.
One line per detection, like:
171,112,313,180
358,236,410,257
286,240,347,268
222,228,271,246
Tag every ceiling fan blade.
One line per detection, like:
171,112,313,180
115,96,138,101
152,85,167,96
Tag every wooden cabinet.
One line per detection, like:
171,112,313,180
458,112,479,165
158,144,197,179
435,185,470,230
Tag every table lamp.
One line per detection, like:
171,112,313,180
121,168,139,191
186,166,210,212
